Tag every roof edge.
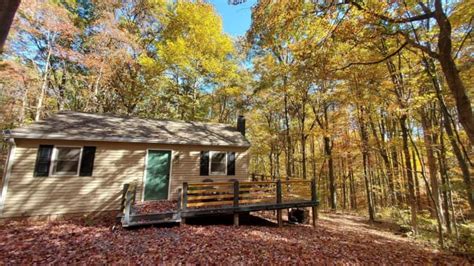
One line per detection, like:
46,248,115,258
9,133,251,148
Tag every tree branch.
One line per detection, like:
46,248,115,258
347,0,434,23
336,42,408,70
454,16,473,59
397,31,440,58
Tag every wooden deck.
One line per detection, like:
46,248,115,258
119,179,319,227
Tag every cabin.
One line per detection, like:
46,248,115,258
0,111,251,218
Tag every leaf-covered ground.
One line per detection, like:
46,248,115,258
0,213,471,264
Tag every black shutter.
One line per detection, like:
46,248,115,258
227,152,235,176
80,146,96,176
200,151,209,176
34,145,53,177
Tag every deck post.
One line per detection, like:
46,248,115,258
311,179,318,227
233,180,239,226
181,182,188,225
276,179,283,227
123,189,133,226
120,183,130,213
177,188,182,222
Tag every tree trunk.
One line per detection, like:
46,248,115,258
412,148,422,211
311,134,317,181
419,45,474,212
324,136,336,210
369,113,396,205
349,163,357,209
433,0,474,145
400,114,418,234
410,131,445,248
0,0,20,53
301,132,307,179
421,112,443,219
35,41,53,121
358,107,375,221
284,93,292,179
438,128,452,233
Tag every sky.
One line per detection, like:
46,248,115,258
209,0,257,37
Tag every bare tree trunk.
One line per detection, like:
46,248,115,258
35,40,53,121
410,132,445,248
434,81,474,212
400,114,418,234
284,93,292,179
369,112,396,205
412,148,422,211
349,162,357,209
359,106,375,221
421,112,443,220
311,134,317,181
19,79,28,125
301,131,307,179
324,136,336,210
438,127,452,234
342,159,347,209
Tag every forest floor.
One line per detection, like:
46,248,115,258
0,212,472,264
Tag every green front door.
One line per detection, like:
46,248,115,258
144,150,171,201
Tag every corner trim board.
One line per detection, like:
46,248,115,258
0,139,16,215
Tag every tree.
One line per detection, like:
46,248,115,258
0,0,20,53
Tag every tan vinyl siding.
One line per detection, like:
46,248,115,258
1,139,249,218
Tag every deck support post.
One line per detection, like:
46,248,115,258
233,214,239,226
311,179,318,227
177,188,183,223
181,183,188,226
123,186,134,226
276,179,283,227
233,181,239,226
120,183,130,213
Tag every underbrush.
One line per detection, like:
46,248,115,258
377,207,474,254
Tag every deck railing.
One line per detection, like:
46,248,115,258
120,179,318,227
183,179,316,210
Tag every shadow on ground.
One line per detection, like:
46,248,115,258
185,213,276,227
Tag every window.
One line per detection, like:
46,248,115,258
210,151,226,175
34,145,96,177
200,151,236,176
51,147,82,176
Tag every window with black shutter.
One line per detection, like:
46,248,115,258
34,145,54,177
227,152,235,176
34,145,96,177
79,146,96,176
200,151,237,176
200,151,209,176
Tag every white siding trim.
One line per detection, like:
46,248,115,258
0,139,16,215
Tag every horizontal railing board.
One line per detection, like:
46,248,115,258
187,200,234,207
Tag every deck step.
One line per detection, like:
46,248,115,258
124,218,181,227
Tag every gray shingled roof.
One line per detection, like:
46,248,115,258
5,111,250,147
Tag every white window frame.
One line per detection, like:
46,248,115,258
209,151,227,176
49,146,83,176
